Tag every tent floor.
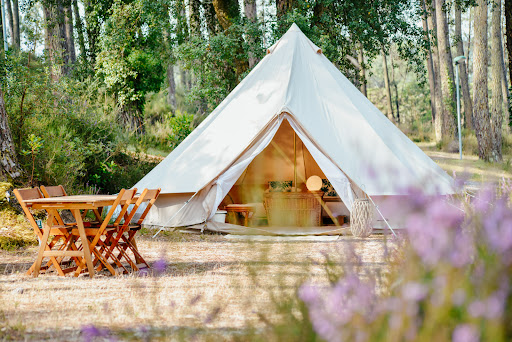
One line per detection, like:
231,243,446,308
184,221,351,236
175,222,402,236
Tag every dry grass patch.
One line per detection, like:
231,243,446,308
0,230,391,340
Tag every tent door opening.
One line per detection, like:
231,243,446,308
217,120,352,228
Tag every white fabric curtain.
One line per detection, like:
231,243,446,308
207,115,285,220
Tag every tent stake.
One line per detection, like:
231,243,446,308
152,191,199,238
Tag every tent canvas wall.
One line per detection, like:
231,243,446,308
133,24,454,230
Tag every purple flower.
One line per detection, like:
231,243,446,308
401,282,429,302
481,197,512,256
300,274,376,342
299,283,321,304
153,258,168,274
81,324,114,342
449,231,475,267
468,300,486,318
452,324,479,342
474,187,495,214
451,289,466,307
406,195,467,267
485,295,504,319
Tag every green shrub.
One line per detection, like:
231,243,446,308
167,112,194,149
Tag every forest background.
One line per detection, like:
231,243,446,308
0,0,511,194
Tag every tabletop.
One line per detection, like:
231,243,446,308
25,194,118,209
225,204,258,211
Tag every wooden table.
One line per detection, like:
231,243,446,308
25,195,118,278
225,204,257,226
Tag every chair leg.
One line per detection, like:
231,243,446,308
121,232,149,269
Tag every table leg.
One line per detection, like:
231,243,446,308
243,211,249,227
73,209,95,278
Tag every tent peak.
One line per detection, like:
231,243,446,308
267,23,322,55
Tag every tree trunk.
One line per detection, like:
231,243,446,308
189,0,201,36
0,4,3,51
175,0,189,44
0,83,22,181
276,0,294,18
435,0,456,139
244,0,259,69
490,0,504,159
4,0,13,45
390,55,400,124
64,4,76,64
506,0,512,94
119,100,144,134
72,0,86,60
84,0,101,64
43,0,70,79
473,0,500,161
428,0,444,141
381,50,394,120
167,64,176,109
204,0,219,36
358,43,366,97
455,4,473,129
467,8,472,75
498,4,510,121
212,0,240,31
213,0,247,79
11,0,19,50
421,0,437,124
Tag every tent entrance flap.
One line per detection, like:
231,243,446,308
204,114,358,221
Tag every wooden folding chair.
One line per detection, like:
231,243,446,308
13,188,75,276
107,188,161,272
70,189,136,276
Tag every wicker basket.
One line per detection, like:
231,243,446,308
263,191,323,227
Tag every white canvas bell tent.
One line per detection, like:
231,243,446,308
133,23,454,229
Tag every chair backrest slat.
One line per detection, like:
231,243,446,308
113,189,137,226
13,188,44,237
122,189,149,226
90,189,136,247
136,188,161,225
40,185,67,198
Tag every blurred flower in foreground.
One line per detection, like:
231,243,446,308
298,183,512,341
299,274,375,342
153,258,168,274
405,194,468,267
452,324,479,342
81,324,115,342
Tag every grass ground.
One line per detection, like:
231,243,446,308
418,142,512,183
0,143,510,341
0,231,390,341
